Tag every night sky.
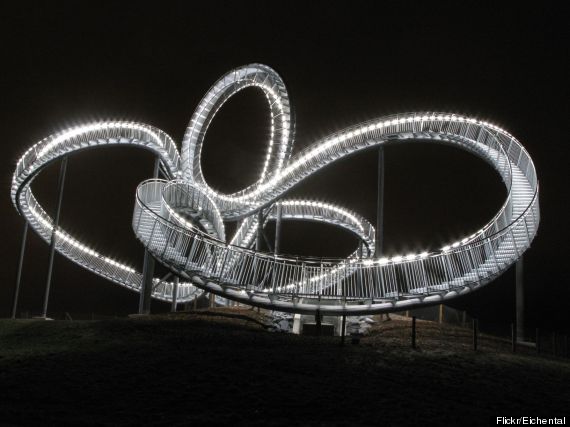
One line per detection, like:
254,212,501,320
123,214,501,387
1,3,567,329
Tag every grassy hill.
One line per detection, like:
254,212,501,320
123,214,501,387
0,310,568,426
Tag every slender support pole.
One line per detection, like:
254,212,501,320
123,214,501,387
138,250,155,314
516,257,524,341
341,314,346,345
411,316,417,349
171,276,179,312
274,202,282,254
438,304,444,324
375,147,384,257
160,272,172,283
42,156,68,318
315,309,322,337
256,210,263,252
472,318,478,351
262,230,274,252
11,222,29,319
376,148,391,320
138,157,160,315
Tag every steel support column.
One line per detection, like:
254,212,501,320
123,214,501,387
171,276,179,312
42,156,68,318
375,147,384,256
274,203,282,254
139,250,156,314
376,148,391,320
138,157,160,315
256,210,264,252
11,222,29,319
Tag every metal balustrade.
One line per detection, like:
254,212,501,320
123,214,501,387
12,64,539,314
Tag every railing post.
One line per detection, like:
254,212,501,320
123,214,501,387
252,253,258,290
271,255,277,294
300,261,306,296
319,263,324,297
42,156,68,318
217,246,230,281
11,222,29,319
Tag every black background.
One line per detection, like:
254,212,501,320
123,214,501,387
1,2,567,329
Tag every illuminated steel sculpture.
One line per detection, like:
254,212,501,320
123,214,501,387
11,64,539,315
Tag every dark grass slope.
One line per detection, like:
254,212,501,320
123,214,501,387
0,311,568,426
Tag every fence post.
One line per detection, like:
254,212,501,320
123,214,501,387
511,322,516,353
341,315,346,345
472,319,478,351
412,316,417,349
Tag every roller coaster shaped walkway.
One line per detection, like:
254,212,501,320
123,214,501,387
11,64,539,316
